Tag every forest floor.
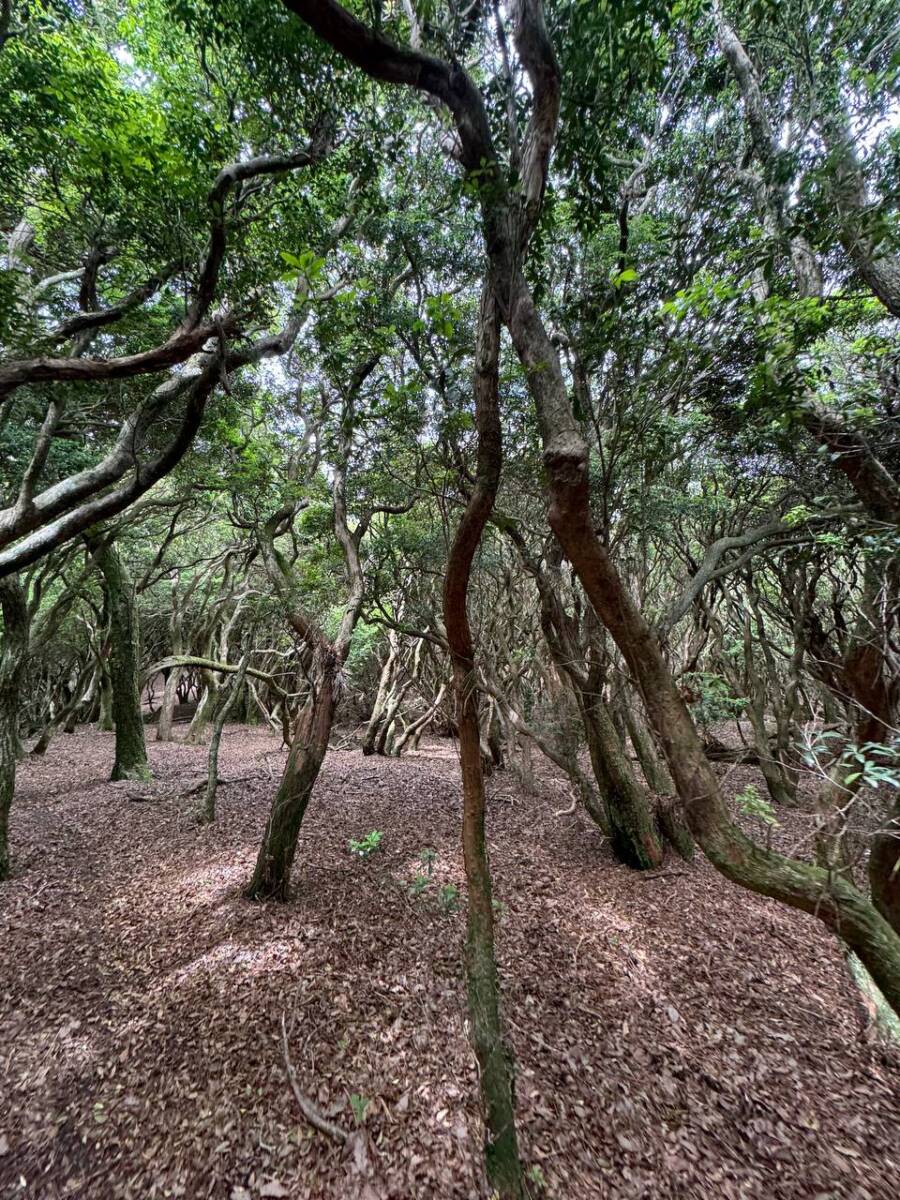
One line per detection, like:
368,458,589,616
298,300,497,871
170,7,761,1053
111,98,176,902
1,726,899,1200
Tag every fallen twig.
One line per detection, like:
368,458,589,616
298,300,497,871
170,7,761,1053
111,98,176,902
280,1012,348,1145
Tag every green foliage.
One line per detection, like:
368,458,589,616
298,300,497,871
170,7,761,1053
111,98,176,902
408,847,436,896
735,784,780,827
682,673,747,730
349,1093,370,1124
804,736,900,791
526,1164,548,1191
348,830,383,858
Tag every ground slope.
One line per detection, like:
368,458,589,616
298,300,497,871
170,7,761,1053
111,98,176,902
1,727,898,1199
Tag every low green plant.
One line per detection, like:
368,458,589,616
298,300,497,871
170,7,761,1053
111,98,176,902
735,783,779,827
408,847,437,896
527,1164,547,1191
349,1093,370,1124
438,883,460,913
348,830,384,858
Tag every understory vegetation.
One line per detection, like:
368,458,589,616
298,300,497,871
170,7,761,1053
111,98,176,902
1,0,898,1196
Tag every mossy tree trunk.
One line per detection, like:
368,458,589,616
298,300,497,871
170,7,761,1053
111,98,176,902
0,577,29,880
442,286,523,1199
89,537,150,782
245,662,337,900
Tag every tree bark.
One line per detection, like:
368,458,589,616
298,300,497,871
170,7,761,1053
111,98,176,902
244,664,337,900
0,576,28,879
89,538,150,781
442,286,523,1199
200,653,250,823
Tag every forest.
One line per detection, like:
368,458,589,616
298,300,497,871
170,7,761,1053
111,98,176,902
0,0,899,1196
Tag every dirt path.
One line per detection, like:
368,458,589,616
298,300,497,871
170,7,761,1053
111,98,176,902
1,726,898,1199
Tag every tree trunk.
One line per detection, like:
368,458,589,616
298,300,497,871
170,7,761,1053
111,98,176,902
97,657,114,731
185,673,218,744
30,660,93,757
393,683,446,755
90,539,150,781
200,654,250,823
579,688,664,869
442,286,523,1199
156,667,181,741
0,577,29,880
362,636,398,754
244,665,337,901
543,454,900,1013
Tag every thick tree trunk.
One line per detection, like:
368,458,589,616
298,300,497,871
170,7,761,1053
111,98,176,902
579,689,664,869
244,666,337,901
91,539,150,781
443,287,523,1199
0,577,29,880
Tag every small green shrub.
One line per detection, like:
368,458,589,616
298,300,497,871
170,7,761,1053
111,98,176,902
736,784,779,827
348,830,384,858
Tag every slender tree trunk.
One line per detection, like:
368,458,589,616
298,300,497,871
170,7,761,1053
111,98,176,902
30,660,93,757
443,287,523,1199
362,636,398,754
96,649,114,731
244,665,337,901
156,667,181,741
393,683,446,755
0,577,29,880
200,654,250,823
624,698,672,794
90,539,150,781
157,577,185,742
375,678,411,755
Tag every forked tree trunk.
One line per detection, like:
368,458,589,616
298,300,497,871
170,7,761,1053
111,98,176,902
244,665,337,901
579,688,664,869
185,674,218,744
200,654,250,824
0,577,29,880
30,660,93,757
443,287,523,1199
393,683,446,755
90,539,150,781
362,636,399,754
